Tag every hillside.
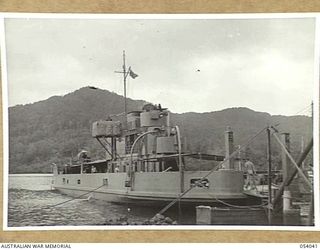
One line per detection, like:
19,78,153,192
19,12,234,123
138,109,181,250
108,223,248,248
172,109,313,169
9,87,146,173
8,87,313,173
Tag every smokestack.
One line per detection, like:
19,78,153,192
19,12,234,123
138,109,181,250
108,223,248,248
225,126,234,170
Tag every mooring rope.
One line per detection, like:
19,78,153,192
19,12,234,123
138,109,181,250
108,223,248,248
211,198,268,209
204,189,268,209
155,125,269,216
44,183,106,209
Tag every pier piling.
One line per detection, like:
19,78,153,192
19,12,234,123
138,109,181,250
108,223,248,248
196,206,211,225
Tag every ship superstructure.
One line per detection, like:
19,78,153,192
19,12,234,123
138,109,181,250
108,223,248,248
52,51,253,206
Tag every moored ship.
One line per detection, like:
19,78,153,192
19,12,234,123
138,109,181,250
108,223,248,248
52,52,260,207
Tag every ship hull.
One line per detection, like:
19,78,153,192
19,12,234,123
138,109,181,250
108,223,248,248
52,170,262,207
53,186,260,207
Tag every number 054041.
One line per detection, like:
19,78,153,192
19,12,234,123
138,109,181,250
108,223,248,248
300,244,318,248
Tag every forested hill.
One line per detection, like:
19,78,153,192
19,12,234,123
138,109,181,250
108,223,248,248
9,87,146,173
8,87,312,173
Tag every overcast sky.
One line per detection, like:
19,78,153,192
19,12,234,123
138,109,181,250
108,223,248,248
4,17,316,116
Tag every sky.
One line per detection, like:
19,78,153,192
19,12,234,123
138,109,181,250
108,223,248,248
4,16,316,116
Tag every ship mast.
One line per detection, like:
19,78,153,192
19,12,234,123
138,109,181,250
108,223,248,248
115,50,130,127
123,51,128,124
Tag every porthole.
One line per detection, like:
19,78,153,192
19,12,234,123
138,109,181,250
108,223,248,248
190,178,209,188
103,178,108,186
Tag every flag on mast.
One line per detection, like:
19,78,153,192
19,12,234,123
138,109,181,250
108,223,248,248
128,67,138,79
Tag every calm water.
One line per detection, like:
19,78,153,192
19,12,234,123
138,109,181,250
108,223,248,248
8,174,191,227
8,174,309,227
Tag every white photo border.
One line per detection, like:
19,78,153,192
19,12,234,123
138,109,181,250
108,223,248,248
1,12,319,232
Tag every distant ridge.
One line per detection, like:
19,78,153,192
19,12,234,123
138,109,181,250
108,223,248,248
8,87,312,173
